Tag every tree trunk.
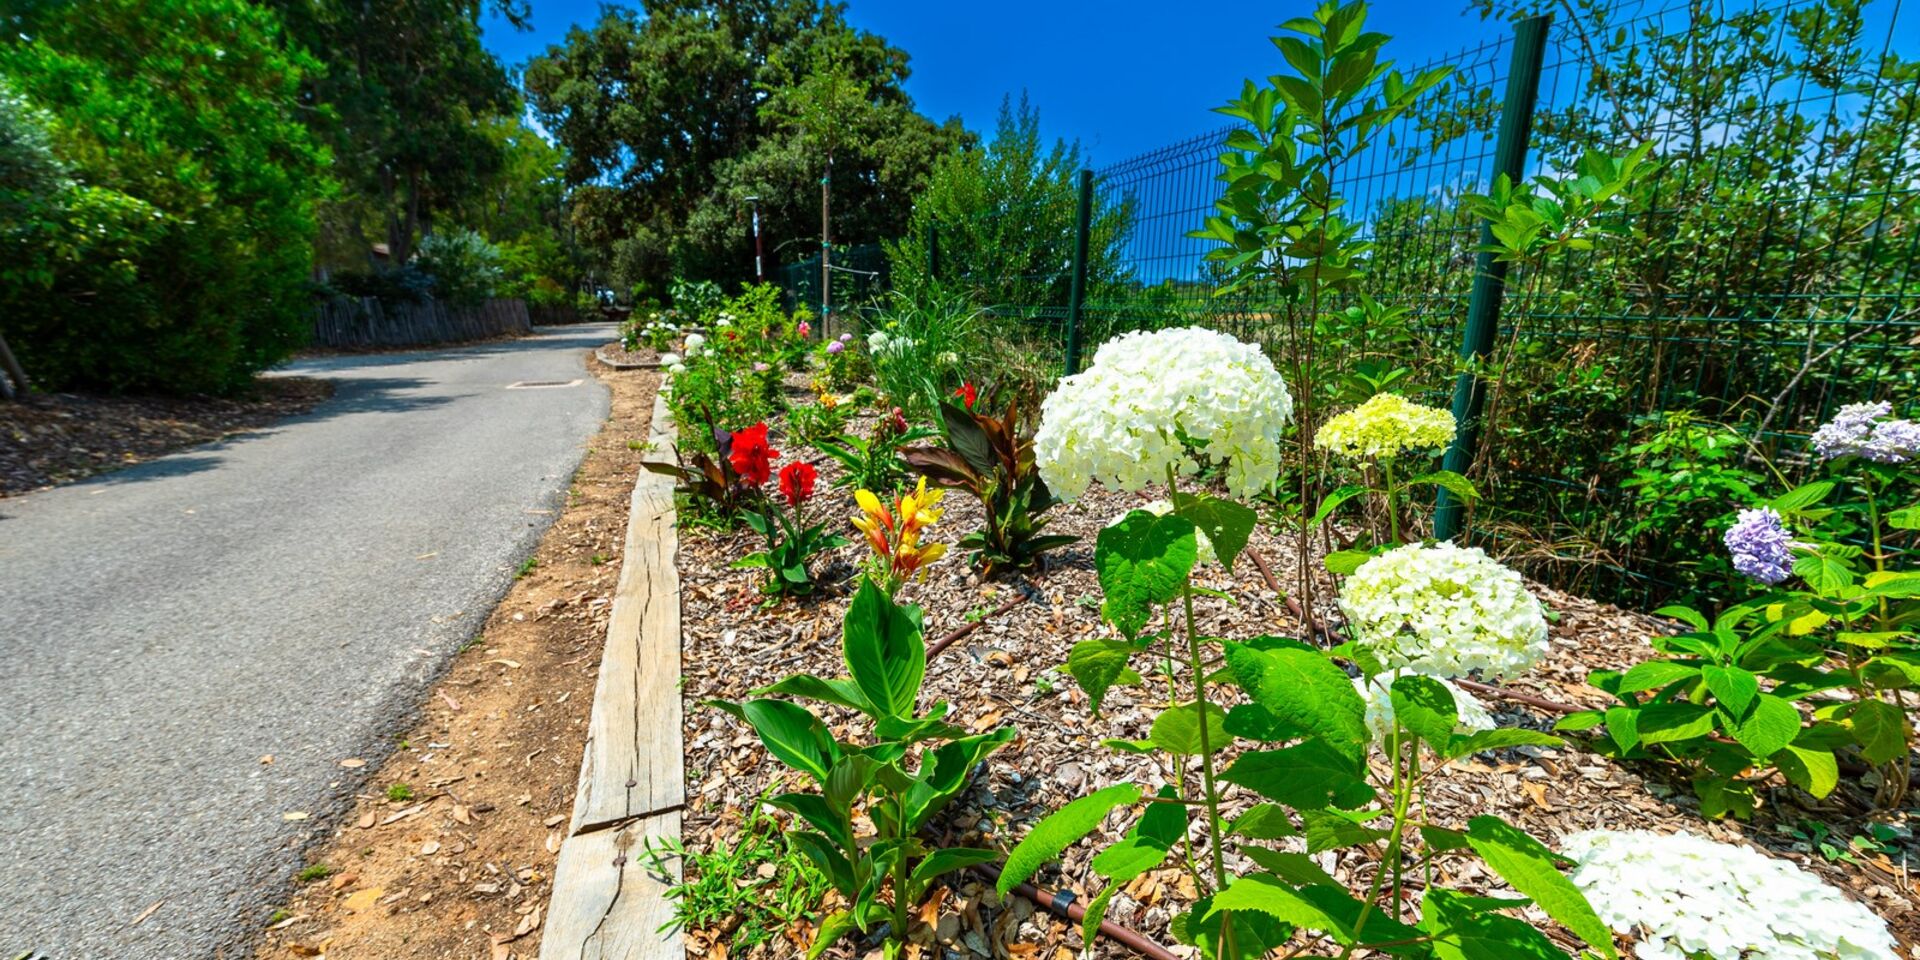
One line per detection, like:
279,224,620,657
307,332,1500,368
0,327,31,400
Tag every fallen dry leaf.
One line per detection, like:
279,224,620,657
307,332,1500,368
340,887,384,913
339,758,365,769
488,658,522,669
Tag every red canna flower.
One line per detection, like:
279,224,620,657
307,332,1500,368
729,422,778,486
887,407,909,435
953,381,977,410
778,461,817,507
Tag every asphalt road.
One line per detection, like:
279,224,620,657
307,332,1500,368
0,325,615,959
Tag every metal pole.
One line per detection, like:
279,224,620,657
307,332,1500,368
820,157,831,323
1433,14,1551,542
748,195,764,284
1063,168,1094,375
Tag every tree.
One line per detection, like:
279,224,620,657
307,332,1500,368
266,0,523,266
0,0,328,394
523,0,967,299
885,95,1134,317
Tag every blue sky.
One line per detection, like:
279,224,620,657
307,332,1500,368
480,1,1509,165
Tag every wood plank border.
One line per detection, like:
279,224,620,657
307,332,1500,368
542,388,683,960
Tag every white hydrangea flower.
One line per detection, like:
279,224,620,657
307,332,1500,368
668,362,687,375
1106,500,1216,565
1314,392,1457,461
683,333,706,352
1561,829,1898,960
658,352,681,367
1353,669,1495,743
1337,542,1547,679
1034,327,1294,499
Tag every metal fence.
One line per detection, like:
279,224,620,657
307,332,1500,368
780,0,1920,604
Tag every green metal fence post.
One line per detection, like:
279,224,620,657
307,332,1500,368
1063,168,1094,375
1433,14,1551,542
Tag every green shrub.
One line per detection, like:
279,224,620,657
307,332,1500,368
415,228,503,306
0,0,328,395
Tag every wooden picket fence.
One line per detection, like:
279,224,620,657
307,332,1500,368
310,296,534,349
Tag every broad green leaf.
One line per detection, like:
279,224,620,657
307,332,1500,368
1225,642,1370,763
1464,816,1615,958
1408,469,1479,502
1173,491,1258,570
1849,699,1908,765
1793,553,1854,595
789,830,857,898
1171,894,1294,960
1228,803,1296,840
1207,874,1346,937
1389,674,1458,749
841,579,925,718
1603,706,1639,752
1300,808,1389,853
1772,743,1839,798
905,847,998,901
1634,702,1716,745
1888,505,1920,530
998,784,1142,894
1081,887,1115,949
1422,888,1567,960
1224,703,1308,742
741,699,838,783
1767,480,1833,513
1419,824,1471,851
1727,693,1800,758
1324,548,1372,575
751,673,873,714
904,728,1014,831
1311,484,1370,527
1221,740,1373,810
824,755,877,811
767,792,852,851
1553,710,1605,732
1617,660,1699,694
806,909,859,960
1447,728,1562,758
1091,785,1186,882
1701,665,1759,716
1094,511,1198,639
1241,848,1336,886
1651,605,1708,631
1067,638,1137,714
1151,701,1231,755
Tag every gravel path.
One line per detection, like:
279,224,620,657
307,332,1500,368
0,325,614,959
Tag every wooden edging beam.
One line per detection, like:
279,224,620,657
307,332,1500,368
542,387,683,960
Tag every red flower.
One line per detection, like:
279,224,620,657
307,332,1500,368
729,422,778,486
779,461,817,507
887,407,909,435
953,382,977,410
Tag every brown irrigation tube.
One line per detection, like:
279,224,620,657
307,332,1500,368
925,593,1028,660
966,863,1183,960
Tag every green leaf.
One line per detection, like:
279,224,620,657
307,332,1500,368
938,400,995,476
741,699,838,783
1389,674,1459,749
1241,848,1336,887
1221,740,1373,810
1553,710,1604,732
1726,693,1800,758
1094,511,1198,639
1067,638,1137,714
1635,702,1716,745
1408,469,1479,502
767,792,853,851
1849,699,1908,765
1701,665,1759,716
751,674,874,714
1603,706,1639,752
1151,701,1231,755
1772,743,1839,798
1768,480,1834,513
998,784,1142,894
1464,816,1615,958
1324,548,1372,575
905,847,998,901
1225,642,1370,764
904,728,1014,832
1888,505,1920,530
789,831,858,898
1171,894,1294,960
1173,491,1258,570
1300,808,1389,853
1617,660,1699,694
1091,785,1186,882
1446,728,1562,758
806,909,859,960
1793,553,1854,595
1311,484,1370,527
1419,825,1472,851
1081,887,1115,949
1208,874,1347,937
841,579,925,718
1228,803,1296,840
1422,888,1567,960
1651,605,1708,631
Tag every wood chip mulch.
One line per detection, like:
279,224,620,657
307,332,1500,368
677,390,1919,960
0,377,334,496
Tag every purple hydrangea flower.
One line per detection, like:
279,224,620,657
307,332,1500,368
838,333,854,343
1811,401,1902,461
1724,506,1796,585
826,340,844,354
1868,418,1920,464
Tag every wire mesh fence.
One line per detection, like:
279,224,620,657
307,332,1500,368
778,0,1919,604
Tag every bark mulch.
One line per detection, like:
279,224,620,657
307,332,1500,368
253,358,661,960
0,378,334,496
676,399,1919,960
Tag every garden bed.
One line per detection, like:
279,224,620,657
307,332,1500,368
673,393,1919,960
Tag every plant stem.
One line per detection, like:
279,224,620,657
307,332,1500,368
1383,457,1401,545
1341,729,1415,959
891,791,910,945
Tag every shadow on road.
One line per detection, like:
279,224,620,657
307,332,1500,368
277,325,613,374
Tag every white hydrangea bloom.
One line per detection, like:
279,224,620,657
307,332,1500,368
1314,392,1456,461
683,333,706,353
1034,327,1294,499
1337,542,1547,679
1353,669,1495,743
1561,829,1898,960
1106,500,1216,565
668,362,687,375
658,352,681,367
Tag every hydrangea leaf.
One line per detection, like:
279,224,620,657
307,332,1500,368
1617,660,1699,694
1171,894,1294,958
1772,743,1838,797
1067,638,1139,714
1242,848,1335,887
1228,803,1296,840
1090,785,1185,882
1725,693,1799,758
1299,808,1389,853
1081,887,1116,949
1388,674,1458,749
1094,511,1198,639
1848,698,1907,764
1220,741,1373,809
1701,665,1759,716
1172,490,1257,570
1633,702,1715,745
1464,816,1616,958
1225,642,1369,763
1421,888,1567,960
998,784,1141,894
1150,701,1231,755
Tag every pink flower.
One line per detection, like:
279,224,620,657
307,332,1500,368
753,362,770,373
826,341,844,354
839,333,853,343
797,321,811,338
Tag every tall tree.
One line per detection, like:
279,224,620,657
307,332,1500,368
523,0,968,298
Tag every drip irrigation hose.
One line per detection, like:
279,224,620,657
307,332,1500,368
965,863,1183,960
925,593,1028,660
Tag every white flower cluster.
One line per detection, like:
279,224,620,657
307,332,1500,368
1337,542,1548,678
867,329,918,359
659,352,685,375
1314,392,1457,461
1034,327,1294,499
637,317,678,340
1561,829,1898,960
714,312,735,329
682,332,707,359
1106,500,1216,566
1353,669,1495,743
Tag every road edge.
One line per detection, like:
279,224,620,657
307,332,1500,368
541,387,684,960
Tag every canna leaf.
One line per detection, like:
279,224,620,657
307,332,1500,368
998,784,1141,894
751,673,874,715
741,699,838,783
905,847,998,902
841,578,925,719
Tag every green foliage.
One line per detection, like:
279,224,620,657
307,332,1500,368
662,285,805,454
713,579,1012,957
414,228,503,306
903,395,1077,577
1616,414,1769,600
863,288,987,420
1,0,327,394
785,395,855,447
646,795,833,953
815,417,937,497
1564,453,1919,814
386,783,414,802
523,2,968,297
736,489,846,598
